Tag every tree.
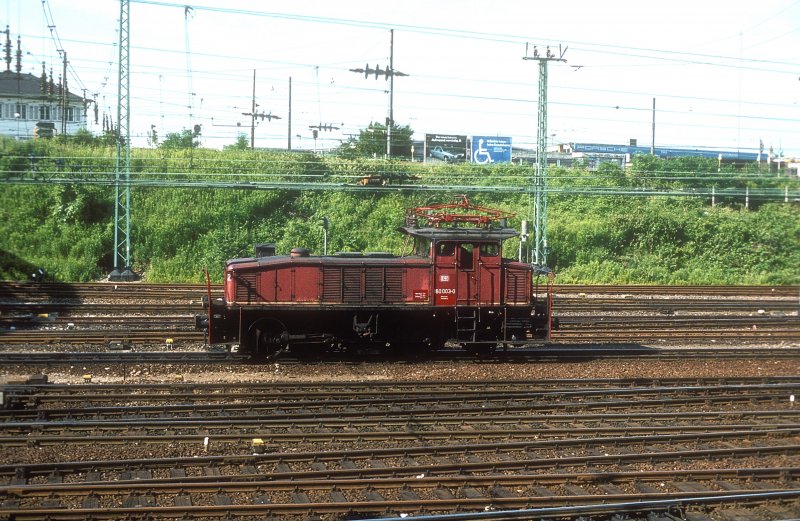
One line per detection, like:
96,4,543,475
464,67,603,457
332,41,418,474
159,127,201,150
224,133,250,151
55,128,116,147
147,126,159,148
69,128,96,146
337,122,413,159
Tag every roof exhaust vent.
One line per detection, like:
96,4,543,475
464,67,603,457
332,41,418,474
255,243,276,258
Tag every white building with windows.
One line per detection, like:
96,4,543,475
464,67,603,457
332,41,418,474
0,69,88,140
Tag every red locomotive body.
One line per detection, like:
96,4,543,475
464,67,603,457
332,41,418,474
199,197,551,358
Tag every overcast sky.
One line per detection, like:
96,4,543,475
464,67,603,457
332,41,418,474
5,0,799,157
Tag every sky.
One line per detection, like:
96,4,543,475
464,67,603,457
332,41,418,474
3,0,799,157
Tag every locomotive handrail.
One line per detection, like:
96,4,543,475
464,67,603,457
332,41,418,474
406,195,515,228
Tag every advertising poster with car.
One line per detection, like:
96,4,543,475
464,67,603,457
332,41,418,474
424,134,467,163
470,136,512,164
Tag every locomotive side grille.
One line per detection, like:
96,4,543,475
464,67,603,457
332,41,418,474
365,269,383,302
342,268,362,302
323,266,404,304
322,268,343,302
385,268,403,302
505,269,528,304
235,272,258,303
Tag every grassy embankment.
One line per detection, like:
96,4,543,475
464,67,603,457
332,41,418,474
1,139,797,284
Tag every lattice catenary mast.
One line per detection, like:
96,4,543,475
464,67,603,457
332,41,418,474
109,0,135,281
523,44,566,269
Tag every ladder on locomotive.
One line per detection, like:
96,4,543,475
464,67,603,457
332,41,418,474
455,307,478,342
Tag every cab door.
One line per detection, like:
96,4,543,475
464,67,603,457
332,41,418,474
433,241,457,306
455,243,477,306
477,242,501,305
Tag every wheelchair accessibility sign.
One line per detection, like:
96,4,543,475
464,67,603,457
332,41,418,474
471,136,512,164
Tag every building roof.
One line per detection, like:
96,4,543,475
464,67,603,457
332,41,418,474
0,70,83,102
570,142,762,162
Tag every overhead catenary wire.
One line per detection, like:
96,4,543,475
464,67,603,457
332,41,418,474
5,1,799,154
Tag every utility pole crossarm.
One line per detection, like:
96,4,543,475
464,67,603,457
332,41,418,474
242,111,281,121
347,64,408,79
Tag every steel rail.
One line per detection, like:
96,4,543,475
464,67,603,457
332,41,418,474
0,470,800,519
552,298,799,311
4,442,798,489
558,316,800,327
0,351,239,365
3,428,799,478
7,377,798,399
553,284,800,296
2,469,798,517
4,320,799,347
28,375,800,387
1,422,796,448
2,347,800,365
6,467,798,493
5,409,798,431
365,491,800,521
1,386,795,421
2,489,798,521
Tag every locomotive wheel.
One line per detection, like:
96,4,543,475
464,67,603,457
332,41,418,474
247,319,289,360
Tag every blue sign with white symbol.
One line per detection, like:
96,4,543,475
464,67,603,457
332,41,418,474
471,136,512,164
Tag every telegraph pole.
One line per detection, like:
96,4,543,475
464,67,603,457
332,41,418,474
241,70,281,149
387,29,394,158
287,76,292,150
250,69,255,149
523,44,566,269
348,29,407,158
651,97,656,155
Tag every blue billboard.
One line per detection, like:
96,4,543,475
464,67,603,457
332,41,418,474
471,136,512,164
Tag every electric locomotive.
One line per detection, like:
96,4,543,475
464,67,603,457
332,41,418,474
197,196,552,358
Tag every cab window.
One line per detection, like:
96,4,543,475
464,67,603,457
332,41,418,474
414,237,431,257
458,243,474,270
479,242,499,256
437,242,455,257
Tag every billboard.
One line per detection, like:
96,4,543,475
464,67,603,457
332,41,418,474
425,134,467,163
470,136,512,164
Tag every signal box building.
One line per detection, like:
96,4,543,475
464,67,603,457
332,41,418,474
0,33,88,140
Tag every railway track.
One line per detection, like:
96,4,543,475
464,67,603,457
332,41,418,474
1,378,798,520
0,282,209,301
2,282,798,519
1,281,798,348
0,346,799,366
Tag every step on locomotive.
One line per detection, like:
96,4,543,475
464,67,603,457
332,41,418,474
197,196,552,359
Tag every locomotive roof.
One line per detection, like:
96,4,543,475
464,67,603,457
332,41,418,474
400,225,519,241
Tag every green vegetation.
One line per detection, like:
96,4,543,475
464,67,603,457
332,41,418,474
0,139,797,284
337,121,414,159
